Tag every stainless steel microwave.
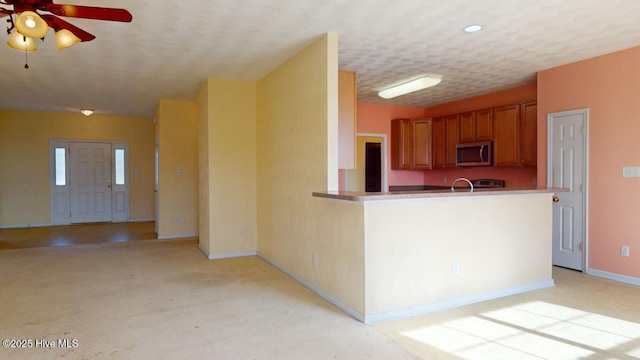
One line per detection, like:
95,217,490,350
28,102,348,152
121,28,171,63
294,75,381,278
456,141,492,167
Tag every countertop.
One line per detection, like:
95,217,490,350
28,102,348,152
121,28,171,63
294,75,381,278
312,187,566,201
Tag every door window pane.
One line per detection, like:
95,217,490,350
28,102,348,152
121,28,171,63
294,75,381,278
55,148,66,186
115,149,125,185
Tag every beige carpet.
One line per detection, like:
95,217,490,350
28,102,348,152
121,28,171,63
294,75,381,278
0,238,415,359
2,237,640,359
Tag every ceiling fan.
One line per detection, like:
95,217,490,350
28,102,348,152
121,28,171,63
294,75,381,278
0,0,131,62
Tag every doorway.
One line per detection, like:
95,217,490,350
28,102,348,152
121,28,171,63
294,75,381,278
365,143,382,192
547,109,588,271
50,140,130,225
345,134,387,192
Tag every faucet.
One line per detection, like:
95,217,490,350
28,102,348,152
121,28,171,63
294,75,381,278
451,177,474,192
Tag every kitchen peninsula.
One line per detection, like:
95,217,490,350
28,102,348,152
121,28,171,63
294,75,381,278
310,187,561,323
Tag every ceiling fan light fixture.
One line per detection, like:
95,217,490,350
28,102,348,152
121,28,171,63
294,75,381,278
7,31,37,52
80,109,94,116
15,11,49,39
55,29,81,50
378,74,442,99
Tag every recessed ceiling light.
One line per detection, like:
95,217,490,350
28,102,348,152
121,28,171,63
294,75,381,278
464,25,482,33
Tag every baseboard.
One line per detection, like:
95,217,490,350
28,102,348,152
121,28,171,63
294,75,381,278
257,252,366,323
129,218,154,222
364,278,555,324
208,250,258,260
0,223,51,229
157,233,198,240
586,268,640,286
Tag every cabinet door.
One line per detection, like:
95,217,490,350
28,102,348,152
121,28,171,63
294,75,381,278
338,70,356,169
444,114,459,167
391,119,412,169
493,104,520,166
432,117,446,168
475,108,493,141
520,101,537,166
459,112,475,143
412,119,432,169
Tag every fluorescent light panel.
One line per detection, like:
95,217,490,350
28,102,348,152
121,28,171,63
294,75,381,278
378,74,442,99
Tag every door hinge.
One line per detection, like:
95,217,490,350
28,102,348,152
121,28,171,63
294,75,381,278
580,126,585,135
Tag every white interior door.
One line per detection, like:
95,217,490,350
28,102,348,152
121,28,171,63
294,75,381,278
548,109,587,270
70,142,113,223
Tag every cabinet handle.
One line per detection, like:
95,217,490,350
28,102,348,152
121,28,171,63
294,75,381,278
480,145,484,162
553,196,559,203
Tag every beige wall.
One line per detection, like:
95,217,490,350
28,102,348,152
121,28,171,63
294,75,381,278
197,79,257,257
0,110,154,226
197,81,211,255
256,33,366,310
364,194,553,317
156,99,198,238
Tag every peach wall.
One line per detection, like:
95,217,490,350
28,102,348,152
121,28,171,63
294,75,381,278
357,103,426,185
357,84,538,188
538,46,640,278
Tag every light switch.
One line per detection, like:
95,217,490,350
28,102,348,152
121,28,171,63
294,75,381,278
622,166,640,177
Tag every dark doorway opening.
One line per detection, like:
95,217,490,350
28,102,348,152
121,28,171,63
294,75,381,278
365,142,382,192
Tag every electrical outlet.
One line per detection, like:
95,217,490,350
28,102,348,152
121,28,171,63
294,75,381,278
443,176,448,183
312,253,317,265
240,228,245,238
621,245,630,257
175,216,180,224
452,261,460,275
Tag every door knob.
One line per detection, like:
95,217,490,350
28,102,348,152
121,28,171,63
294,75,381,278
107,179,112,189
552,196,559,203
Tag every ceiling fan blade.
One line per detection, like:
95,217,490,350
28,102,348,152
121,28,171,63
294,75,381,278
0,8,13,18
44,4,132,22
41,14,96,42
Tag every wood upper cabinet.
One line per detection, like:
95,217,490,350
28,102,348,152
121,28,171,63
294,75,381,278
338,70,357,169
391,118,432,170
412,119,432,169
520,101,537,166
493,101,537,167
391,119,412,170
432,117,446,168
432,114,459,168
459,108,493,143
444,114,459,167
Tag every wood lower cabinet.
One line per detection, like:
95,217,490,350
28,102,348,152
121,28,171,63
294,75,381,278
493,101,537,167
391,118,432,170
459,108,492,143
338,70,356,169
432,114,459,168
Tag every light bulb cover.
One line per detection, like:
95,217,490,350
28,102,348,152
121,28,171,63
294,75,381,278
15,11,49,39
55,29,81,50
80,109,94,116
7,32,37,52
378,74,442,99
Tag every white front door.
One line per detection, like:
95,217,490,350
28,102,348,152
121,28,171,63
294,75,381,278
548,109,588,270
70,142,113,223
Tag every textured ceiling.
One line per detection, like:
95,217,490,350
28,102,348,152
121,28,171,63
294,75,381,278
1,0,640,118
